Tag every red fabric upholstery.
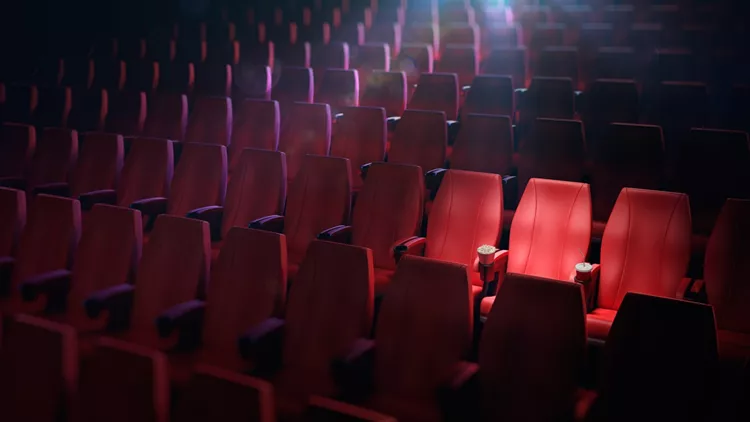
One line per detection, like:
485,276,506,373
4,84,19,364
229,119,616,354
143,93,188,141
275,42,312,68
460,75,514,121
389,109,447,172
440,23,480,55
78,337,170,422
28,128,79,191
158,62,195,95
34,86,72,128
590,123,664,235
360,70,407,117
0,123,36,179
194,63,233,97
272,66,314,105
278,102,331,183
536,47,580,88
352,163,424,290
4,85,39,123
317,69,359,114
307,396,397,421
117,137,174,207
167,143,226,216
0,187,26,257
426,170,503,290
367,22,402,57
517,118,586,197
221,149,286,238
229,99,280,172
482,47,527,89
200,228,287,371
591,188,691,340
583,79,639,130
311,42,351,74
331,106,386,190
70,133,124,197
437,46,478,87
185,97,232,146
396,44,434,85
332,22,365,47
655,81,709,131
521,77,575,121
596,293,718,422
369,256,472,422
174,365,275,422
232,64,271,99
0,314,78,422
450,114,513,175
403,24,440,59
68,88,108,132
480,274,587,421
353,43,391,88
105,91,147,136
93,58,126,91
124,61,158,93
275,240,374,413
408,72,459,120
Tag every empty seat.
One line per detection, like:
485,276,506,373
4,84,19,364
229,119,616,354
0,123,36,181
0,315,78,422
278,103,331,183
147,36,177,62
672,129,750,236
23,128,79,192
306,396,397,421
117,38,147,62
653,81,709,139
0,187,25,257
479,274,587,421
440,23,480,55
394,44,434,85
389,109,447,173
185,97,232,146
105,91,147,137
519,77,576,124
654,49,703,83
517,118,586,197
78,338,170,422
332,22,366,46
436,45,478,87
483,24,521,52
352,43,391,88
316,69,359,114
275,42,311,68
3,85,38,124
33,58,64,88
628,23,663,56
158,62,195,95
359,71,407,117
67,88,108,132
587,189,691,341
450,114,513,175
536,47,580,89
143,93,188,141
272,67,314,105
233,64,272,100
125,61,159,92
92,59,126,91
311,42,350,75
460,75,514,121
239,40,275,67
408,72,458,120
592,47,637,82
229,99,279,172
578,23,615,60
582,79,639,137
206,40,239,65
175,39,207,65
331,106,386,190
590,124,665,236
194,63,232,97
403,24,439,57
34,86,72,128
367,22,402,57
530,23,565,54
61,57,93,89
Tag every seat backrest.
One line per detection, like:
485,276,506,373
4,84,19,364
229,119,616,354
353,42,391,86
174,366,275,422
403,24,439,56
285,155,351,265
0,187,25,257
367,22,402,57
4,85,38,123
143,93,188,141
656,81,709,129
352,163,424,270
167,142,227,216
131,215,210,331
272,66,314,105
194,63,232,97
517,118,586,195
374,256,472,398
12,194,81,292
28,128,79,189
482,47,527,90
0,123,36,179
359,70,407,117
523,77,575,120
105,91,147,136
34,86,72,128
222,149,286,238
275,42,312,68
68,204,142,314
600,293,718,422
584,79,639,130
479,273,586,421
590,123,665,223
117,137,174,207
450,114,513,175
69,133,124,197
395,44,434,85
508,179,592,281
389,109,447,172
78,338,170,422
331,106,386,190
599,188,691,311
281,240,373,393
233,64,272,99
158,62,195,95
93,59,126,91
426,170,503,273
185,97,233,146
461,75,514,121
704,199,750,335
311,42,351,72
437,46,478,87
203,228,287,354
125,61,159,92
317,69,360,113
0,315,78,422
536,46,579,86
229,100,280,171
408,72,459,120
440,23,480,52
67,88,108,132
278,102,331,183
593,47,636,81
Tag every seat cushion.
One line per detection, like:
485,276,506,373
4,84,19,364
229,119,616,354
367,394,442,422
374,267,395,295
586,308,617,341
480,295,495,318
718,329,750,363
592,220,607,239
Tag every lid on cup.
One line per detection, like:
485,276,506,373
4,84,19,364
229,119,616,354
575,262,593,273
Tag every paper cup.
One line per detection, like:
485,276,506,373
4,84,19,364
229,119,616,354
477,245,498,265
575,262,593,282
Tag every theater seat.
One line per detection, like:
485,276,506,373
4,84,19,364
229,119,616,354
450,114,513,175
317,69,360,114
124,61,159,92
587,189,691,341
67,88,108,132
185,97,232,146
306,396,397,421
331,106,386,190
388,109,447,174
194,63,232,97
278,102,331,184
460,75,514,121
536,47,580,89
480,179,592,318
34,86,72,128
581,79,639,138
23,128,79,193
158,62,195,95
143,93,189,141
353,43,391,88
0,314,78,422
482,47,527,90
437,45,478,87
518,77,575,126
0,123,36,182
0,187,26,257
272,66,314,106
105,91,147,137
395,44,434,86
479,274,586,421
359,70,407,117
408,72,459,120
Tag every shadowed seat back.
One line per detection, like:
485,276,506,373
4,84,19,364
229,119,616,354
166,143,227,216
117,138,174,207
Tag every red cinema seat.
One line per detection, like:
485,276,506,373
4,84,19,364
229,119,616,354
305,396,397,421
143,93,188,141
360,71,407,117
481,47,528,90
3,84,38,124
275,42,312,68
653,81,709,141
460,75,514,121
185,97,233,146
353,43,391,88
92,59,126,91
394,44,434,86
229,99,280,172
331,106,386,190
33,86,72,129
125,61,159,92
403,24,439,59
194,63,233,97
479,274,587,421
25,128,79,193
332,22,366,46
587,189,691,341
67,88,108,132
105,91,147,137
61,57,94,89
408,72,459,120
518,77,575,125
440,23,480,56
592,47,637,82
536,47,580,89
158,62,195,95
311,42,350,76
388,109,447,173
233,64,272,99
0,123,36,182
272,66,314,105
582,79,639,138
437,46,478,88
278,102,331,184
317,69,360,114
367,22,402,57
450,114,513,176
0,187,26,257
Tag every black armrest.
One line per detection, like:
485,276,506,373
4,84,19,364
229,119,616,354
447,120,460,146
130,197,169,217
360,162,373,181
438,361,480,422
514,88,527,110
32,182,70,198
187,205,224,241
425,168,448,198
84,284,136,330
156,299,206,348
248,215,285,233
0,256,16,297
393,236,427,263
502,175,518,209
386,116,401,133
0,177,27,191
238,317,285,375
317,225,353,243
79,189,117,211
19,269,72,311
332,338,376,401
461,85,471,94
334,112,345,122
